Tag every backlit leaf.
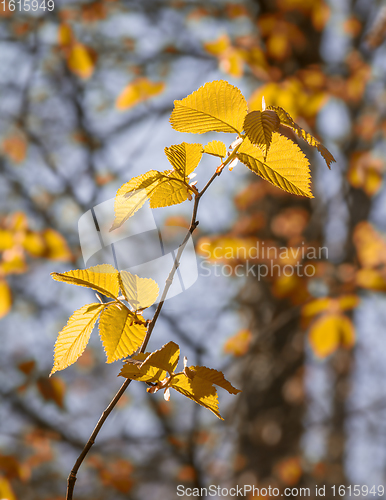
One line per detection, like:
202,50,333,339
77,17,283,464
141,341,180,374
170,373,222,419
112,170,163,230
204,140,227,158
148,176,190,208
243,109,280,158
51,264,119,299
268,105,335,169
119,353,168,383
119,271,159,310
164,142,203,177
112,168,193,230
170,80,248,134
237,134,313,197
187,365,241,394
51,303,104,375
99,303,147,362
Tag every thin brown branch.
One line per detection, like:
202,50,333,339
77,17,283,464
65,162,225,500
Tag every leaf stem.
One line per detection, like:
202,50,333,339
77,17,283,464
65,161,225,500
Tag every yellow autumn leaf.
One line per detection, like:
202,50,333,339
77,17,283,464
51,303,104,375
51,264,120,299
141,341,180,374
204,140,227,159
112,170,163,230
119,352,169,383
112,165,194,230
119,271,159,311
267,105,335,169
309,313,355,358
164,142,203,177
148,176,191,208
67,43,95,79
99,303,147,362
116,78,165,110
0,279,12,319
243,109,280,158
187,365,241,395
170,373,222,419
237,133,313,197
170,80,248,135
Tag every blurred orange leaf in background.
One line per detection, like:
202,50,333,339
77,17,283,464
224,329,252,356
308,314,355,358
2,132,28,164
36,376,66,409
116,78,165,110
276,456,302,485
67,43,96,79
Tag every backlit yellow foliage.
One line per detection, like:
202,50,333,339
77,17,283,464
119,341,240,419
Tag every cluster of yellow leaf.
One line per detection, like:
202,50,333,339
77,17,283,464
119,341,241,419
58,23,95,79
0,212,72,319
302,295,358,358
111,80,334,230
50,265,159,374
170,80,334,193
